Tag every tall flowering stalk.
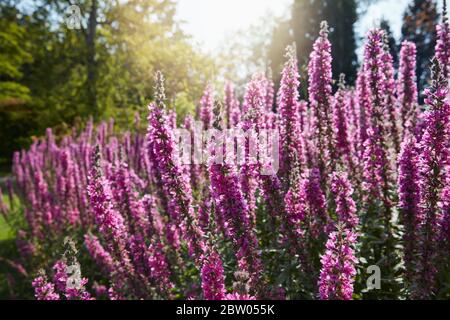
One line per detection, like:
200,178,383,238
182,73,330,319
183,114,203,192
87,146,135,282
359,30,401,298
199,84,215,129
278,43,304,187
283,155,306,251
398,41,418,134
146,72,205,263
318,226,357,300
332,74,355,172
285,166,329,292
302,109,316,168
224,81,241,127
146,241,174,297
355,70,370,160
414,59,449,298
308,21,334,176
320,173,358,301
201,247,226,300
258,80,284,220
440,172,450,252
361,29,393,225
304,168,330,238
381,36,401,154
397,135,421,283
111,160,149,236
208,103,263,294
331,172,358,229
346,90,359,142
435,0,450,79
240,73,279,225
263,69,275,112
239,74,266,221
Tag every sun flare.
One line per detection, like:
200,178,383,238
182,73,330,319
177,0,292,51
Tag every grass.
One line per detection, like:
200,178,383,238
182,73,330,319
0,193,33,299
0,194,13,241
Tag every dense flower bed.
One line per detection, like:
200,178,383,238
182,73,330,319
0,18,448,300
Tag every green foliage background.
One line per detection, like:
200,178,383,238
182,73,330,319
0,0,216,167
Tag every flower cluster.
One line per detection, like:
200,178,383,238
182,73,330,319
4,15,449,301
318,228,358,300
308,21,334,175
398,41,418,131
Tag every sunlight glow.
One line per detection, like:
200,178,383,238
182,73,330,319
176,0,292,53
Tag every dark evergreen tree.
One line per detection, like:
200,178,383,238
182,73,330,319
325,0,358,84
291,0,358,85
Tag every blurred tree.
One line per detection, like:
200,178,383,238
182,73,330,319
324,0,358,84
220,0,363,103
0,4,34,166
217,13,278,91
103,0,215,125
0,12,32,106
401,0,439,97
291,0,358,85
0,0,215,164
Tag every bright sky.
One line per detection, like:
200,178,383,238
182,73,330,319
176,0,292,52
176,0,445,54
356,0,410,39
